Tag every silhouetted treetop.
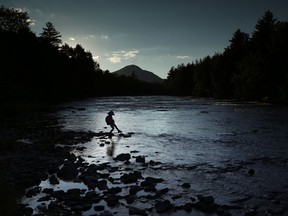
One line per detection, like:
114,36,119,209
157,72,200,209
40,21,62,48
0,5,32,33
252,10,277,51
226,29,249,52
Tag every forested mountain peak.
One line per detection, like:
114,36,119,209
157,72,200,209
112,65,164,83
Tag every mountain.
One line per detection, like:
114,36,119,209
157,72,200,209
112,65,164,83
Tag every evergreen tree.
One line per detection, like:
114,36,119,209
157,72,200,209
40,22,62,48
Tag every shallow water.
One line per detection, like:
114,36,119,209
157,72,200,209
24,96,288,215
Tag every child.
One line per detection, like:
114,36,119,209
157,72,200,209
105,111,122,134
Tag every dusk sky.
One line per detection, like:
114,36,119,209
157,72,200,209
2,0,288,78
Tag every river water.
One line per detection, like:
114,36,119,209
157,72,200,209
24,96,288,215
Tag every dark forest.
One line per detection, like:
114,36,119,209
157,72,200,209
166,11,288,103
1,6,288,105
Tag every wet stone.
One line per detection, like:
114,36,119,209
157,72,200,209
156,187,169,197
108,186,122,194
181,183,191,188
120,171,142,184
129,185,142,195
57,162,78,181
26,186,42,198
135,155,145,163
114,153,131,161
155,200,173,213
98,179,108,190
94,205,105,211
104,195,120,207
49,174,59,185
125,195,135,204
129,207,148,216
140,176,164,187
194,195,217,213
182,202,193,212
248,169,255,176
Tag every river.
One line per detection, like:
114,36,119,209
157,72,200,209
23,96,288,215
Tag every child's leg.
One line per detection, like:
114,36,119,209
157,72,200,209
114,124,121,132
110,125,115,133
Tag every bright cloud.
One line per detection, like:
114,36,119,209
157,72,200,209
93,56,99,60
101,35,109,39
27,19,35,26
107,49,139,63
176,55,190,59
85,34,96,40
123,50,139,59
108,55,122,63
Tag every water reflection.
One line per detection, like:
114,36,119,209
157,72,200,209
106,135,122,157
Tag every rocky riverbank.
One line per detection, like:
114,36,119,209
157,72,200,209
1,108,288,216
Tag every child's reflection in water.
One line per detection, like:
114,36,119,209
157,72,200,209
106,136,121,157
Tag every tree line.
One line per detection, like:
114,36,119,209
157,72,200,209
0,5,163,104
1,6,288,104
165,11,288,104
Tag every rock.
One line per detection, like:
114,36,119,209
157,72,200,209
129,185,142,195
114,153,131,161
194,195,217,212
108,187,122,194
144,185,156,192
149,160,162,166
140,176,164,187
98,180,108,190
26,186,41,198
155,200,173,213
129,207,148,216
181,183,191,188
130,150,140,153
81,175,98,190
104,195,120,207
135,156,145,163
248,169,255,176
183,202,193,212
51,190,65,200
156,187,169,196
57,163,78,181
43,188,54,194
126,195,135,204
94,205,105,211
49,174,59,185
120,171,142,184
37,196,51,202
197,195,215,204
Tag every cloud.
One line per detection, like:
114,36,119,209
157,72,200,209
101,35,109,39
108,55,122,63
69,37,75,41
176,55,190,59
85,34,96,40
107,49,139,63
123,50,139,59
93,56,99,60
27,19,35,26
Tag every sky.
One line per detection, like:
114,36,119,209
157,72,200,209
1,0,288,79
